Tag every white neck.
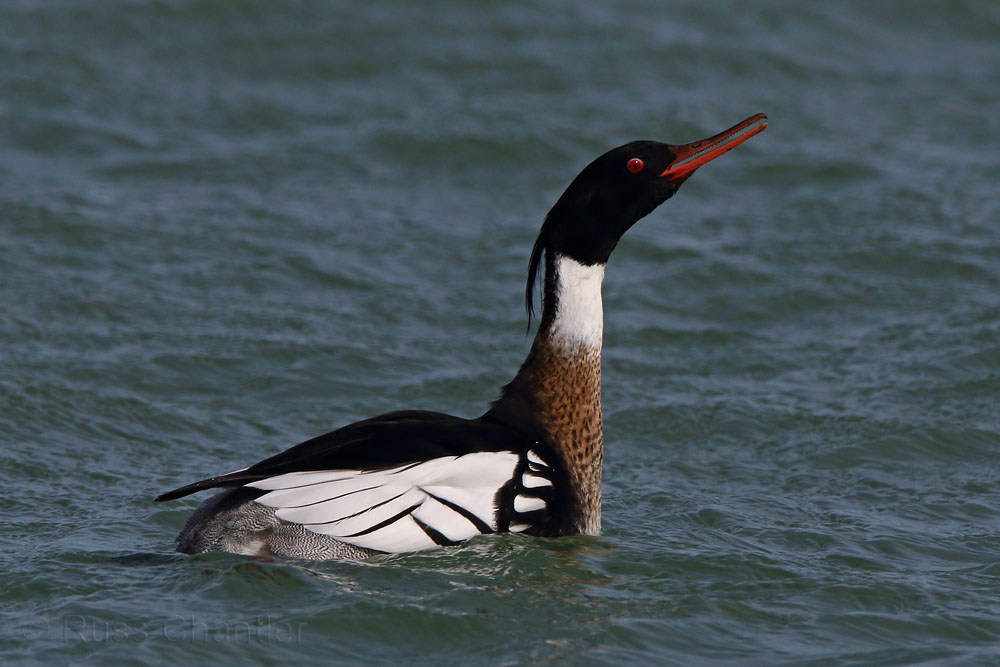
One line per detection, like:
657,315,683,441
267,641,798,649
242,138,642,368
548,254,605,351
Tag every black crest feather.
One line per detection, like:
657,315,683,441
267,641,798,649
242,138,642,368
524,216,550,329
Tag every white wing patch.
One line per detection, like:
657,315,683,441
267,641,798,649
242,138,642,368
514,495,546,513
522,471,550,488
248,452,520,553
510,448,554,526
527,450,546,466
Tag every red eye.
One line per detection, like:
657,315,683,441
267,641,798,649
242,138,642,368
627,158,644,173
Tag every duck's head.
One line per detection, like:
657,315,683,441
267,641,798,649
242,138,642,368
526,113,767,317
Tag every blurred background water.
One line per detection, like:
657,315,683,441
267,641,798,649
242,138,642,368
2,1,1000,664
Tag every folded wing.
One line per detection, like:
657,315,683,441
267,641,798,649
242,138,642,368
249,451,522,553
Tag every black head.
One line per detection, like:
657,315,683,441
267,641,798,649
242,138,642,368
525,113,767,319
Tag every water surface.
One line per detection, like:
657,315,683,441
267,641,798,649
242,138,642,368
3,1,1000,664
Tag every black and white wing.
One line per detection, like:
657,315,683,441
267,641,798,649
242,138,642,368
156,410,562,553
249,448,556,553
504,449,557,533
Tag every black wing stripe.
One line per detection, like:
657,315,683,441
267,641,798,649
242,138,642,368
279,483,386,510
294,489,411,524
422,489,495,534
388,461,426,475
412,515,463,547
341,502,424,538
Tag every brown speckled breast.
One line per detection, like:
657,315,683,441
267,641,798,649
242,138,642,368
504,332,604,535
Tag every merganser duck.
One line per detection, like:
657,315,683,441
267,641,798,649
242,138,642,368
156,113,768,559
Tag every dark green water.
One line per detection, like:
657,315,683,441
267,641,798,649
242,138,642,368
3,1,1000,664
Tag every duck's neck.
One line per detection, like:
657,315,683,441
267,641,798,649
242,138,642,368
492,252,605,535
